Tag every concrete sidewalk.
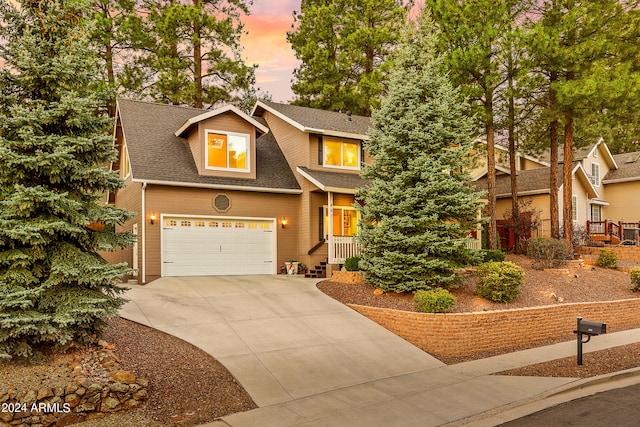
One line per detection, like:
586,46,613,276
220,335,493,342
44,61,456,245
118,276,640,426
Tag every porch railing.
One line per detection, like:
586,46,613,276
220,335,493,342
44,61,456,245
587,220,640,245
329,236,361,264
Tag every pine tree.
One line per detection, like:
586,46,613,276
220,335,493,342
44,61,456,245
356,13,481,293
287,0,410,116
0,0,135,359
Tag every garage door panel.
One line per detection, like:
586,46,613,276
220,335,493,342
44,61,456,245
162,217,275,277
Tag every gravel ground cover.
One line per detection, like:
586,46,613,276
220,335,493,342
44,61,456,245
0,318,256,427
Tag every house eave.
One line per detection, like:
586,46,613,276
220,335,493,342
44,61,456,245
131,178,302,194
175,104,269,137
602,177,640,184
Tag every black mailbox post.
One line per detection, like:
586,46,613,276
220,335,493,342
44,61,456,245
574,317,607,365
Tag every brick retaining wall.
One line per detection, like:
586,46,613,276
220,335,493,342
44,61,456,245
349,299,640,359
576,246,640,263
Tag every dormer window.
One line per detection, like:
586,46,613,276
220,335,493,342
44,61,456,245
323,139,360,170
206,130,249,172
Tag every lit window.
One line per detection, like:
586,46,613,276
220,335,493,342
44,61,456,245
260,223,271,229
166,220,177,227
324,140,360,169
195,221,205,227
122,143,131,178
222,222,232,228
209,221,219,228
206,131,249,171
180,220,192,227
248,223,257,229
235,222,244,228
323,206,360,238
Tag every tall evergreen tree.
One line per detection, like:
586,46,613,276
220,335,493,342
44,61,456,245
0,0,135,359
356,13,481,293
427,0,528,251
287,0,411,116
128,0,256,108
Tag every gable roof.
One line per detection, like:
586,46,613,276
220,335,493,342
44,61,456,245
296,167,368,194
472,163,599,199
175,104,269,137
603,151,640,183
115,99,301,193
252,101,370,140
472,166,564,197
530,138,618,169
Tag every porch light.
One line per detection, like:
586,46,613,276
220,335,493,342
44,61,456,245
281,218,288,228
150,213,157,225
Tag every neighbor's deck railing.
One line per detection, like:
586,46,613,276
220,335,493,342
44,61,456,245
329,236,361,264
587,220,640,245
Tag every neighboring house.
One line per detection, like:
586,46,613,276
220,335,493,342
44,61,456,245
472,138,640,249
106,99,370,283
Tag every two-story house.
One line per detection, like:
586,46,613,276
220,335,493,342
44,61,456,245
472,138,640,248
107,99,370,283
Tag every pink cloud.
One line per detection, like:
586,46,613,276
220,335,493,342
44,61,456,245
241,10,299,102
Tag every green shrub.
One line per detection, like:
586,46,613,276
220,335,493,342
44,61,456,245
414,289,456,313
344,256,361,271
475,261,524,303
631,267,640,292
526,237,572,269
480,249,505,263
596,249,618,269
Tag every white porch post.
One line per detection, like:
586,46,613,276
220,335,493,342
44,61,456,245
327,191,334,263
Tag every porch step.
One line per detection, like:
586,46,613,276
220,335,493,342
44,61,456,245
305,261,327,279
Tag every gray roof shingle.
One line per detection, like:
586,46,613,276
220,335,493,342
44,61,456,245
472,166,564,197
604,151,640,182
297,167,368,192
254,101,370,138
116,99,300,192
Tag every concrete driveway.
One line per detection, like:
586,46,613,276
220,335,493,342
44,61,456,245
119,275,578,426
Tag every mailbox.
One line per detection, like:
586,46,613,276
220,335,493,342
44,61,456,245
576,320,606,336
574,317,606,365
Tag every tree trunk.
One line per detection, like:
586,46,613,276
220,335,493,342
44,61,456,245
193,0,203,108
549,71,560,239
563,108,574,246
507,56,519,253
486,94,498,251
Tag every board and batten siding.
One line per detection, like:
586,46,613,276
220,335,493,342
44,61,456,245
143,185,300,282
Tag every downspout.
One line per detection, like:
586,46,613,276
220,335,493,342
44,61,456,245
141,182,147,284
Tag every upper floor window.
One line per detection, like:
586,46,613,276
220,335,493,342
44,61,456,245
323,139,360,170
122,143,131,178
206,130,249,172
590,163,600,187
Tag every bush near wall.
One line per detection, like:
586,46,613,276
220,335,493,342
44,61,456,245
349,299,640,359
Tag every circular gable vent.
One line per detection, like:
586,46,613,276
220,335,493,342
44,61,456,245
213,194,231,212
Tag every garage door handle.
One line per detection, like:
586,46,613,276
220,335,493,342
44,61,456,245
163,261,174,264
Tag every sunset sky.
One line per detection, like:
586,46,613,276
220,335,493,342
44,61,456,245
242,1,301,103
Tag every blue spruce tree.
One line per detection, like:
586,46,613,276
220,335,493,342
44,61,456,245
357,13,482,293
0,0,135,359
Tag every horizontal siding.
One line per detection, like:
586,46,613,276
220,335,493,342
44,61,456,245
144,185,300,280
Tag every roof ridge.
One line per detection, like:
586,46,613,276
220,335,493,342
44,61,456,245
117,97,207,112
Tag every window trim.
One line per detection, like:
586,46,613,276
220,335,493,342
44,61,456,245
204,129,250,173
321,205,360,239
322,139,361,171
590,162,600,187
122,142,131,179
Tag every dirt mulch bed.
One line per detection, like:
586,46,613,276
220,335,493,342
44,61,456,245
0,318,256,427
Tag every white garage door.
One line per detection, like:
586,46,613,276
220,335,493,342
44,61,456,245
162,216,276,276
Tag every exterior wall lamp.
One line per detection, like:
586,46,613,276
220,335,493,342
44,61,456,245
281,218,288,228
150,213,157,225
